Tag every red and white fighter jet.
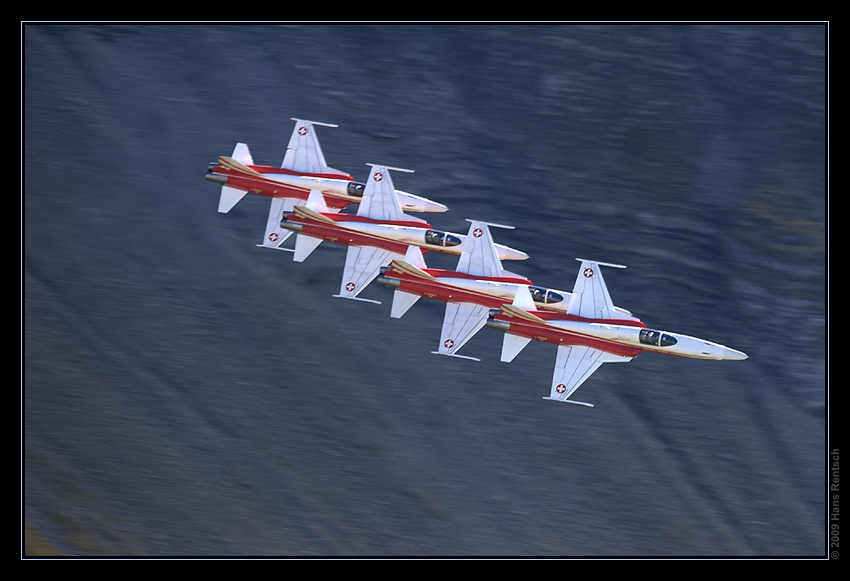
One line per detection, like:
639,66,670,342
206,118,448,250
487,259,748,406
376,220,575,360
278,165,529,304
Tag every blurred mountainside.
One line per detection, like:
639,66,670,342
24,24,827,556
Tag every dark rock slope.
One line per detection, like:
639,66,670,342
24,24,826,556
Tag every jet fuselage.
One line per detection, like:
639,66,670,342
377,267,572,312
280,212,529,261
206,157,446,213
487,310,748,360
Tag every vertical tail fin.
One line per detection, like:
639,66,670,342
216,143,254,213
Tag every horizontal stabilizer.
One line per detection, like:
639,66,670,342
217,185,247,213
293,234,323,262
391,289,421,319
501,333,532,363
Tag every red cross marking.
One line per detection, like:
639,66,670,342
268,232,279,242
373,172,383,182
583,267,594,278
443,339,455,349
556,384,567,394
473,228,483,238
345,282,356,292
298,126,308,136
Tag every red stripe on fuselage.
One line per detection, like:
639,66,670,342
288,213,442,255
494,312,645,357
210,163,353,208
329,214,432,229
424,269,532,285
382,267,531,307
246,164,354,181
213,173,349,209
397,278,512,308
296,222,412,256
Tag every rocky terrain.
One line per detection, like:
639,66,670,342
23,24,827,557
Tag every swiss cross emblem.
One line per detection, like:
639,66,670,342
373,172,383,182
345,282,356,292
268,232,279,242
583,267,594,278
473,228,483,238
556,384,567,394
298,126,308,136
443,339,455,349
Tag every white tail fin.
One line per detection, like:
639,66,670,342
290,190,331,262
512,283,537,311
498,284,536,362
389,246,427,318
304,189,329,212
231,142,254,165
217,143,253,213
403,245,427,269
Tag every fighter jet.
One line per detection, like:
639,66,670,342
486,259,748,407
206,118,448,250
376,220,573,360
278,165,528,304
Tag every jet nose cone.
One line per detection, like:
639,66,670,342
722,347,748,361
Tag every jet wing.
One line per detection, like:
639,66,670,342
356,164,414,222
544,345,632,407
334,245,404,303
431,302,491,361
566,258,627,320
259,196,342,251
281,118,340,174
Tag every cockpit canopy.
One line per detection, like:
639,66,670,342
346,182,366,198
425,229,462,247
529,286,565,305
639,328,678,347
